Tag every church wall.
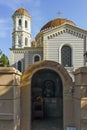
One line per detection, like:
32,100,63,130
10,47,43,72
21,15,31,33
10,50,15,66
22,32,31,47
0,67,21,130
10,50,25,71
24,48,43,69
13,51,24,62
44,32,84,70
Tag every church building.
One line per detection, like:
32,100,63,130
10,8,87,80
0,8,87,130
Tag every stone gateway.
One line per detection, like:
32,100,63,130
0,62,87,130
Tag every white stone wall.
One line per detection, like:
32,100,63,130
10,50,14,66
10,48,43,72
24,48,43,69
44,32,84,71
10,50,25,72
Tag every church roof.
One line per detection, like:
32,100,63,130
31,41,37,46
40,18,76,31
13,8,29,16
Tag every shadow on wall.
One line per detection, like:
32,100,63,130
11,57,24,73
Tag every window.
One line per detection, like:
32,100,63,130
50,35,52,39
18,19,22,30
19,19,21,26
61,45,72,67
18,61,22,72
18,37,21,46
25,37,28,45
34,55,40,62
25,20,27,28
48,36,50,39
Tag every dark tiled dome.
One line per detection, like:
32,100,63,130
14,8,29,16
41,18,76,31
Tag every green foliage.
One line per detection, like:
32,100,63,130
0,50,9,67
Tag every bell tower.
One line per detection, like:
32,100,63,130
12,8,31,48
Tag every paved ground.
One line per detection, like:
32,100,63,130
31,118,63,130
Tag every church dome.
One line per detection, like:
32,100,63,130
40,18,76,31
31,41,37,47
13,8,29,16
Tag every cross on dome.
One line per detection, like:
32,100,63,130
20,2,24,8
57,11,62,18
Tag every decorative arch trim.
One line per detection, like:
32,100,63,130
20,60,73,130
21,60,72,87
32,54,41,63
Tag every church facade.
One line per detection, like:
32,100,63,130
1,8,86,130
10,8,87,79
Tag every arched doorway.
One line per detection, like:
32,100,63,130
31,69,63,130
21,60,73,130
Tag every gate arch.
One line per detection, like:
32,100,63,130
31,68,63,129
21,60,73,130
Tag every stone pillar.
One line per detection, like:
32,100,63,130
0,67,21,130
74,67,87,130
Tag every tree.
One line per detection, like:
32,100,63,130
0,50,9,67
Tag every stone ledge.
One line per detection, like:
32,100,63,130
75,67,87,75
0,113,14,120
0,67,21,75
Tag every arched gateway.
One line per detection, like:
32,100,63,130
21,60,73,130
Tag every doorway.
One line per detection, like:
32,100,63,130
31,69,63,130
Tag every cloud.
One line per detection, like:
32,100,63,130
0,18,12,38
32,0,41,8
0,19,9,24
0,0,40,10
0,1,18,10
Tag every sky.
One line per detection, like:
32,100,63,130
0,0,87,59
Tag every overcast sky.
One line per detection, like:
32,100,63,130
0,0,87,59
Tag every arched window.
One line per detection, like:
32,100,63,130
25,37,28,45
18,19,22,30
61,45,72,67
18,61,22,72
18,37,21,47
34,55,40,62
19,19,21,26
25,20,27,28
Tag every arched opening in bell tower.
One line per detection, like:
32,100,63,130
31,68,63,130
